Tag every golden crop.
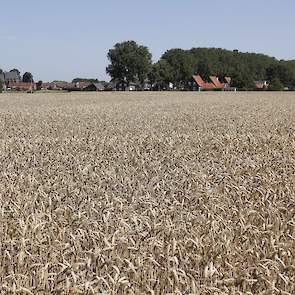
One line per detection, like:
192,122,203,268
0,92,294,294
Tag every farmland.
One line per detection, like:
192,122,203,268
0,92,294,294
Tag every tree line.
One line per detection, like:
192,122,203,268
106,41,295,90
2,42,295,92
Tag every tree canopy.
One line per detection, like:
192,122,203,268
268,78,284,91
36,80,43,90
148,60,173,90
106,41,152,86
10,68,22,80
105,44,295,90
10,68,20,74
23,72,34,83
161,49,194,88
72,78,104,84
153,47,295,89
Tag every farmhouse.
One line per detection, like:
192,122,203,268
191,74,235,91
7,82,36,91
106,79,137,91
126,82,139,91
83,82,105,91
75,82,92,89
45,82,86,91
191,75,215,90
209,75,225,88
56,82,76,91
255,80,269,90
40,82,55,90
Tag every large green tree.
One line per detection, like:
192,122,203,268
106,41,152,86
36,80,43,90
268,78,284,91
154,47,295,90
231,71,255,90
161,49,194,87
23,72,34,83
105,44,295,90
72,78,102,83
10,69,21,80
148,60,173,90
266,64,293,85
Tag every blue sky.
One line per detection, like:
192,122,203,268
1,0,294,81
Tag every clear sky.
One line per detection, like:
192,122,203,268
1,0,294,82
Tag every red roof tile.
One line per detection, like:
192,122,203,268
192,75,206,87
192,74,215,89
209,76,224,89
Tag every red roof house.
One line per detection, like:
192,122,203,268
192,74,233,91
192,75,215,90
209,76,225,89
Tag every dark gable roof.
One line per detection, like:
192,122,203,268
84,82,105,91
92,82,105,90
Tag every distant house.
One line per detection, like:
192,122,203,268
191,75,215,90
191,74,236,91
142,79,152,91
41,82,54,90
107,78,153,91
221,76,237,91
106,79,127,91
40,81,96,91
126,82,140,91
83,82,105,91
255,80,269,90
40,82,74,91
209,76,225,89
105,79,122,91
75,82,92,90
60,82,76,90
7,82,36,92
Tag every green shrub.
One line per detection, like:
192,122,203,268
268,78,284,91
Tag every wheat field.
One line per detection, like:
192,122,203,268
0,92,294,294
